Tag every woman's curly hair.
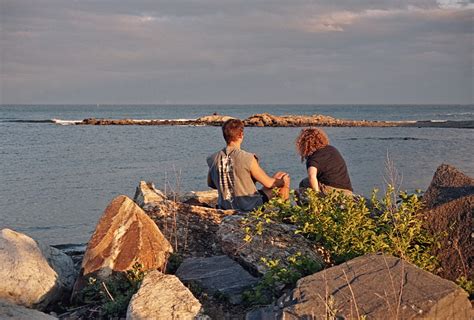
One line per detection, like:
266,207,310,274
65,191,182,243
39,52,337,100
295,128,329,161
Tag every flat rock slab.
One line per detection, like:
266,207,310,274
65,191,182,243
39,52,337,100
217,215,325,275
126,270,201,320
176,255,258,304
0,300,57,320
266,254,472,320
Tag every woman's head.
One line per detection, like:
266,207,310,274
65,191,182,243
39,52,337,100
295,128,329,160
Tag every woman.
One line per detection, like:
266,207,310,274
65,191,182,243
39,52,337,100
296,128,353,196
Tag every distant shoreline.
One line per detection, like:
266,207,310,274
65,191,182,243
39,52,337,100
68,113,473,129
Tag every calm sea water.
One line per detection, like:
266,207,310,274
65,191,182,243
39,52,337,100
1,105,473,245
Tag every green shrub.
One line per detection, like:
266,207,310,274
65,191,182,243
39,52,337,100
245,186,439,272
243,252,322,306
79,262,146,318
456,276,474,298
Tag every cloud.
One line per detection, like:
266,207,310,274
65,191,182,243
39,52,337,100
0,0,472,104
298,6,472,33
437,0,474,9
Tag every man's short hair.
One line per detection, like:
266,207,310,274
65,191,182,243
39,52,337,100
222,118,244,143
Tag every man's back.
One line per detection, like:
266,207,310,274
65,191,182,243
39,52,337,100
207,146,263,211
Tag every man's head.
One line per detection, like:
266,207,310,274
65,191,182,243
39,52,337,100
222,118,244,144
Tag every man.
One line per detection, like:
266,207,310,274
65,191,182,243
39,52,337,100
207,118,290,211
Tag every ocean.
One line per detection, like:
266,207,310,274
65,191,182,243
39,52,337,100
1,104,473,245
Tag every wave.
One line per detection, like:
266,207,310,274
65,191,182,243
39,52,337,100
51,118,83,125
345,137,428,141
1,119,56,123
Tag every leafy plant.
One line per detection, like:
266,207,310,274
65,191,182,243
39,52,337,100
456,276,474,297
79,262,146,318
244,186,439,272
243,252,322,306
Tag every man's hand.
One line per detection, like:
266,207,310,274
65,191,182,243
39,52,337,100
274,171,290,188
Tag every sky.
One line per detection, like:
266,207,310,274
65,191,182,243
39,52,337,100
0,0,472,104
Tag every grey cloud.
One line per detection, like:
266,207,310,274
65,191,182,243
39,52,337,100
1,0,472,104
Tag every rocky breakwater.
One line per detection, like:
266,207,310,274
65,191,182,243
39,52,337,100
244,113,398,127
75,113,474,128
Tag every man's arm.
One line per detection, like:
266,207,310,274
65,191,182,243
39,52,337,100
307,166,320,192
207,172,217,189
250,158,284,188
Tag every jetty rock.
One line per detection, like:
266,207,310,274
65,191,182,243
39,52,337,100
134,181,235,257
422,164,473,282
81,195,173,278
196,114,235,125
0,300,57,320
126,270,201,320
0,228,76,310
250,254,472,320
244,113,392,127
217,215,327,275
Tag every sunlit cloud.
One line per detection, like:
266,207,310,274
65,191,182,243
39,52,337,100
437,0,474,9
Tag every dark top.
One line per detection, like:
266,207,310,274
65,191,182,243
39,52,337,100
306,145,353,191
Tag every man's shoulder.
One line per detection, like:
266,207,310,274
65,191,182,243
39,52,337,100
234,148,258,162
207,151,221,166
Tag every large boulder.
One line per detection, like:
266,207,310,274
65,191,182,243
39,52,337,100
134,181,236,257
0,300,57,320
217,215,326,275
176,255,258,304
81,195,172,278
422,164,473,282
0,229,76,309
257,254,472,319
126,270,201,320
424,163,474,208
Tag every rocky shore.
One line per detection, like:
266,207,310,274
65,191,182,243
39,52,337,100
76,113,474,128
0,164,472,319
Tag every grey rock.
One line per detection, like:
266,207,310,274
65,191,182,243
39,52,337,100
422,164,473,282
180,190,218,208
0,229,76,310
0,299,57,320
217,215,326,275
245,306,277,320
176,255,258,304
133,181,167,211
263,254,472,320
423,163,474,209
126,270,201,320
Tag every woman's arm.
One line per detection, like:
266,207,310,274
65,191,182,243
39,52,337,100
307,166,320,192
